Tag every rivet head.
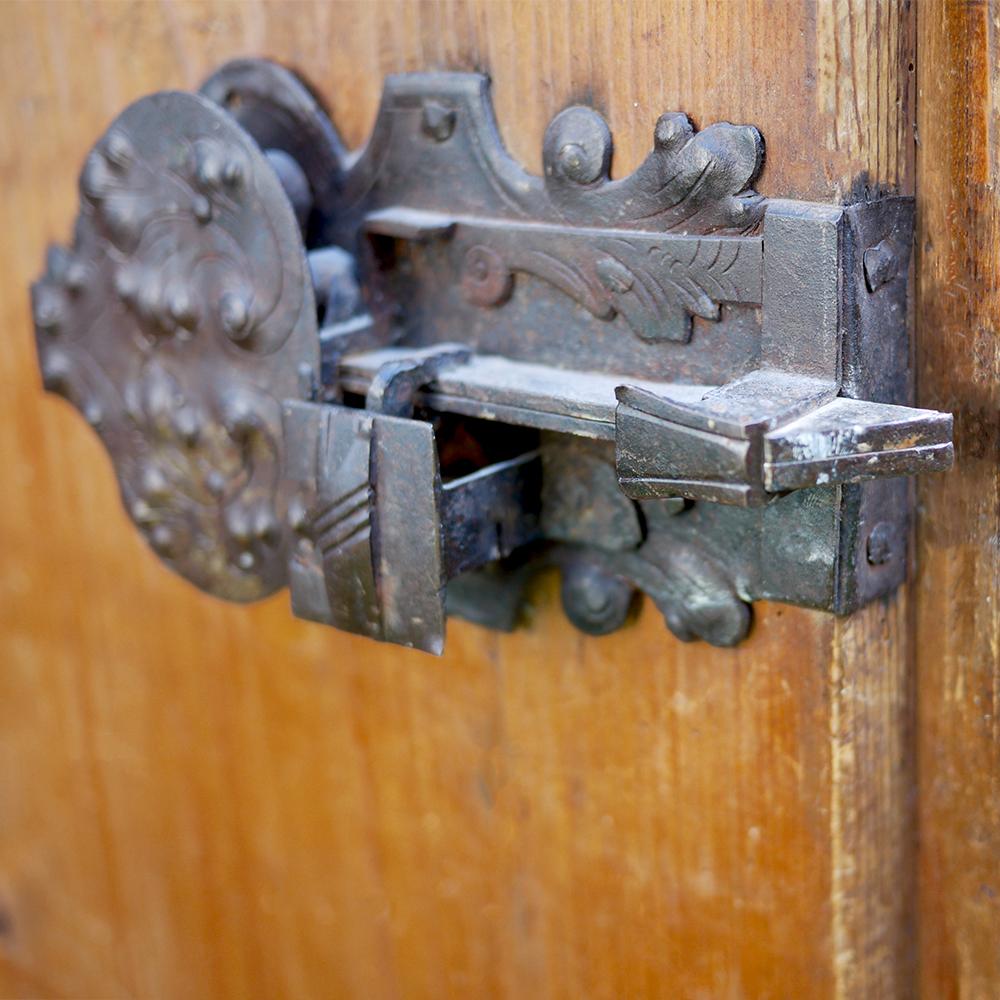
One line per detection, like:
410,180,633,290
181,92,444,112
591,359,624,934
32,288,62,333
222,157,245,188
40,349,71,393
103,130,134,170
83,401,103,427
101,198,141,244
149,523,175,556
287,495,309,534
64,260,88,293
167,288,197,330
192,195,213,224
225,505,252,545
141,464,170,501
421,101,456,142
866,521,897,566
172,406,201,446
197,152,222,188
114,266,138,304
204,469,227,498
461,244,513,307
80,152,109,201
130,498,155,525
219,291,250,340
543,106,611,186
253,508,278,544
863,239,898,292
556,142,593,184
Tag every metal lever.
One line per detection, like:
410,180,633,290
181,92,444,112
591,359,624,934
282,348,541,654
31,58,953,651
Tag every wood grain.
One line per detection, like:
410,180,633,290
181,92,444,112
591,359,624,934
915,3,1000,998
0,2,922,997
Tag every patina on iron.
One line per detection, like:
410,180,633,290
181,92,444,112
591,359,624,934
31,58,953,653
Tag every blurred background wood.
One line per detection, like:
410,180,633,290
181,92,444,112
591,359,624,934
0,1,989,998
915,3,1000,998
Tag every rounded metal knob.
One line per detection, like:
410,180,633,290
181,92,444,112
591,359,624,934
32,79,329,601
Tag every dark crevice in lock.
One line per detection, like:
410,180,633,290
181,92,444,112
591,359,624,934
433,412,540,483
339,390,367,410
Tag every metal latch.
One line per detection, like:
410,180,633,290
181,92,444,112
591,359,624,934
31,59,953,652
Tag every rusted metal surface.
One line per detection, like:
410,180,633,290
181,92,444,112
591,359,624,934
32,58,954,652
31,88,318,601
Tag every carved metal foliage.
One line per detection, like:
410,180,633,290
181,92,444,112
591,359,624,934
446,225,763,343
540,106,764,232
489,440,753,646
338,74,766,347
451,106,766,342
539,441,752,646
32,90,318,600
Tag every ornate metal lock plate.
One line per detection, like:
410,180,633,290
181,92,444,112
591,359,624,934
32,59,953,653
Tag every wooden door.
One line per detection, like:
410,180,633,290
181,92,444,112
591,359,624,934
0,3,996,998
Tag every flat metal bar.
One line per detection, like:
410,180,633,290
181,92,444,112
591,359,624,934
339,348,709,437
617,371,837,439
763,397,954,490
371,413,447,652
365,207,765,309
761,200,843,380
440,451,542,578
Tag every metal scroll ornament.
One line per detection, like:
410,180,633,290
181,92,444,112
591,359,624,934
32,59,953,653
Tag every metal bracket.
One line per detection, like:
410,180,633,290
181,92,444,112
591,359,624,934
31,58,953,652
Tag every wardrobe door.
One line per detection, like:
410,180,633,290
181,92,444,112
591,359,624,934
2,3,990,999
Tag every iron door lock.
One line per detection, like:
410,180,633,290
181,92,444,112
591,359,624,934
31,59,953,653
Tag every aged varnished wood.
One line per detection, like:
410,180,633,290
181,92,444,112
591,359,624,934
0,2,993,999
916,2,1000,996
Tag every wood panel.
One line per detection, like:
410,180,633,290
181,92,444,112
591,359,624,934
0,2,919,998
916,3,1000,997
